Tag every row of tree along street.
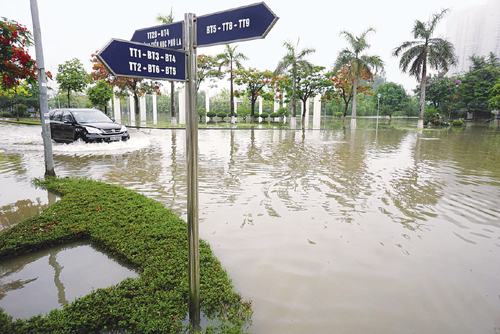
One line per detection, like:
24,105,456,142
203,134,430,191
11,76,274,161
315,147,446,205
2,9,500,127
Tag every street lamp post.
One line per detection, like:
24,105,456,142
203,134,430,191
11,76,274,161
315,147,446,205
376,93,381,131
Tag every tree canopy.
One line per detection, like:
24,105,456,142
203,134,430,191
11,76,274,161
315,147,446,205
393,8,456,128
56,58,89,108
275,39,315,120
216,44,249,122
334,27,383,128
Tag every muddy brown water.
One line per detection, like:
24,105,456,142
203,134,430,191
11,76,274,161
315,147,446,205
0,119,499,333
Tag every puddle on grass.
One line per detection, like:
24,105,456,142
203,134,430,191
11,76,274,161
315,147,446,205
0,240,139,319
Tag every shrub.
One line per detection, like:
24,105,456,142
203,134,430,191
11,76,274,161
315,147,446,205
269,112,280,118
206,110,216,121
452,119,464,127
198,108,206,122
333,112,344,118
1,111,13,118
216,111,227,121
260,112,269,120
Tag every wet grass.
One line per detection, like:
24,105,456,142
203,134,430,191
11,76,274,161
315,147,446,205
0,177,252,333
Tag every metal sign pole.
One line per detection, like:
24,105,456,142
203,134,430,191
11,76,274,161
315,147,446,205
30,0,55,177
184,12,200,331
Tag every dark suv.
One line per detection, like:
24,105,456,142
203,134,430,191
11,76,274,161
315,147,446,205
49,108,130,143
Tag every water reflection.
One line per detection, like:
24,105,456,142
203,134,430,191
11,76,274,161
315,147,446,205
1,120,499,333
0,241,139,319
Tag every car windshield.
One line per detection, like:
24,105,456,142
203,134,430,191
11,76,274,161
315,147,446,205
72,110,112,123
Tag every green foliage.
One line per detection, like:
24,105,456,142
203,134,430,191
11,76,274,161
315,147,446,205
260,112,269,120
56,58,89,108
1,111,12,117
87,80,113,113
393,8,457,123
206,110,216,121
452,119,464,127
489,78,500,110
275,39,316,117
333,112,344,118
375,82,408,113
217,111,228,121
458,55,500,119
0,178,252,333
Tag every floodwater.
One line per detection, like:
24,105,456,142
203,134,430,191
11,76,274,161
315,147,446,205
0,119,499,333
0,241,139,319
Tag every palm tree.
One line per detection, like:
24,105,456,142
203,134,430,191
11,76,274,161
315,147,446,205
393,8,457,129
333,27,383,129
156,9,177,125
216,44,248,124
275,39,315,127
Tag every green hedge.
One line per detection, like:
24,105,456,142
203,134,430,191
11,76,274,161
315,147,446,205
0,177,252,333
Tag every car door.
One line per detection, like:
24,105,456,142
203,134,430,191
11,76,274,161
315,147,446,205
49,110,63,141
60,110,76,142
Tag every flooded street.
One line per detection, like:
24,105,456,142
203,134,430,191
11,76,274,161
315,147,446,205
1,120,499,333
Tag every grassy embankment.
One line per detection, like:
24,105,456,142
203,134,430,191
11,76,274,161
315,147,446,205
0,177,252,334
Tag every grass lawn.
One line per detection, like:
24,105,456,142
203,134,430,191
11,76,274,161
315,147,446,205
0,177,252,334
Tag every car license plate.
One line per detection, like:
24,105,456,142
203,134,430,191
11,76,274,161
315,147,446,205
109,136,120,142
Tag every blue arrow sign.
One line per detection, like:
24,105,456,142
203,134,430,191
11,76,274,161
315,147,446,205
197,2,278,47
97,39,186,81
131,21,183,50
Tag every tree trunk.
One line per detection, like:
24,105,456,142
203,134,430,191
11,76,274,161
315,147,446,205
67,90,71,108
418,57,428,129
251,98,256,123
351,78,358,129
15,87,19,121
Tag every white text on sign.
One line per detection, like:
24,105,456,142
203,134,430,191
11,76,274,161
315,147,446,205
206,18,251,34
128,48,177,63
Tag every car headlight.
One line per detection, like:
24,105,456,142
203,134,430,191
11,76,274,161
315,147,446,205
84,126,103,134
120,125,127,132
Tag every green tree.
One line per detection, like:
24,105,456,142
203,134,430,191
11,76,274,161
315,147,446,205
275,39,315,124
393,8,457,129
233,68,275,122
292,66,328,117
197,54,221,91
375,82,408,115
216,44,249,123
87,79,113,114
459,55,500,119
56,58,89,108
333,27,383,129
156,9,178,124
490,78,500,111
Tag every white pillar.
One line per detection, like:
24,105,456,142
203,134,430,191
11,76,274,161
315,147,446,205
258,96,263,115
313,95,321,129
130,95,135,124
179,84,186,124
153,93,158,125
140,96,147,126
113,88,121,123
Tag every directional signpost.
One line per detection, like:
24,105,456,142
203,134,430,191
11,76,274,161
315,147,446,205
97,39,186,81
97,3,277,331
197,2,278,47
130,21,183,50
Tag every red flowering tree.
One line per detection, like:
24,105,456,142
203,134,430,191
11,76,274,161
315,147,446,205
233,68,276,122
1,18,40,120
325,64,373,117
197,54,222,91
90,52,161,123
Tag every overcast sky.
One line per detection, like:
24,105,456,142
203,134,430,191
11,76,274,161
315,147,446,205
2,0,486,93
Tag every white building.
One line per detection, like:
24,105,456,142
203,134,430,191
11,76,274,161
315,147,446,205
446,0,500,74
